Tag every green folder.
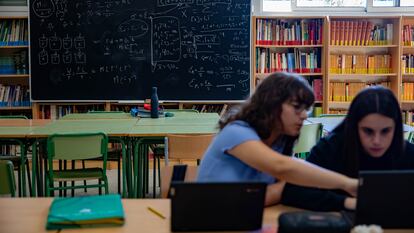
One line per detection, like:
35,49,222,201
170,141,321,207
46,194,125,230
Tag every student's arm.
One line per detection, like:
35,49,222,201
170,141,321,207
227,140,357,196
281,135,353,211
264,182,285,206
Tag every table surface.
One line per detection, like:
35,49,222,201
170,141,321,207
0,198,412,233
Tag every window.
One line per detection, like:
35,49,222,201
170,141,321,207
372,0,394,6
401,0,414,6
262,0,291,12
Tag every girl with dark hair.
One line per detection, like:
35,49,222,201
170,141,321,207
197,72,357,206
282,86,414,211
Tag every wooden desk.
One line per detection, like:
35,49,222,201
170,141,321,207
129,112,219,197
0,119,52,197
1,198,412,233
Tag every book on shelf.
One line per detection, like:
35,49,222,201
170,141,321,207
256,18,323,46
329,82,390,102
256,48,321,74
330,20,393,46
330,54,391,74
0,19,28,46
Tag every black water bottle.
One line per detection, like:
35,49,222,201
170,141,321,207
151,86,159,118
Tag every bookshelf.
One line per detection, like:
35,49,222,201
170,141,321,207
252,16,326,116
326,16,401,114
0,16,31,117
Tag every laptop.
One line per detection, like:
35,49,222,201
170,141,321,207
170,182,267,232
343,170,414,229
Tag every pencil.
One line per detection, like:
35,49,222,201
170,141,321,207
147,206,166,219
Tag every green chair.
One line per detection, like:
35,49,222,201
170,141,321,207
0,115,30,196
293,123,323,160
405,131,414,143
45,132,109,197
0,115,28,119
0,160,16,197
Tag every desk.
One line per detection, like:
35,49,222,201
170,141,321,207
0,119,52,196
61,112,133,120
307,117,414,133
129,112,219,197
30,119,139,198
0,198,412,233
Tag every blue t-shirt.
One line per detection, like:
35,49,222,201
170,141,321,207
197,120,285,184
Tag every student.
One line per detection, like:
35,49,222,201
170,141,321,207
197,72,357,206
281,86,414,211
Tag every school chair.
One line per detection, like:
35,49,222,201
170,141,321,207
45,132,109,197
0,160,16,197
160,165,198,198
293,123,323,160
0,115,28,119
155,134,213,197
0,115,31,196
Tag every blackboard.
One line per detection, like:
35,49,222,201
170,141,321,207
29,0,251,101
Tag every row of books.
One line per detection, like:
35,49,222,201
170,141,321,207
401,82,414,101
255,76,322,101
37,104,104,119
402,25,414,46
0,145,21,156
403,110,414,126
256,48,321,74
0,19,28,46
0,84,30,107
329,82,390,102
0,50,28,74
401,54,414,74
191,104,228,117
329,54,392,74
256,18,323,45
330,21,393,46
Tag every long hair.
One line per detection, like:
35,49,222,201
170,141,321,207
334,86,404,177
220,72,314,155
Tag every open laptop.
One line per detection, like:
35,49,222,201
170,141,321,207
170,182,266,232
343,170,414,229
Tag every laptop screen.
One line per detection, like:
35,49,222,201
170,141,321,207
355,170,414,229
170,182,266,232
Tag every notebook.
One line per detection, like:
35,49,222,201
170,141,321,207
170,182,267,232
343,170,414,229
46,194,125,230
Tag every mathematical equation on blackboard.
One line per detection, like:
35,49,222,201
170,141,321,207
30,0,250,100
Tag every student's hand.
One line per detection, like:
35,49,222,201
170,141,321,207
344,197,357,210
264,182,286,206
343,178,358,197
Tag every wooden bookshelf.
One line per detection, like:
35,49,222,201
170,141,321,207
326,16,401,113
252,16,326,116
0,16,31,117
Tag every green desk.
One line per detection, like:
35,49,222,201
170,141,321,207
30,119,139,197
0,119,52,197
129,112,219,197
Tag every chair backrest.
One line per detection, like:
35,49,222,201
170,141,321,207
166,134,214,160
0,160,16,196
293,123,323,154
405,131,414,143
0,115,28,119
160,165,198,198
47,132,108,160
